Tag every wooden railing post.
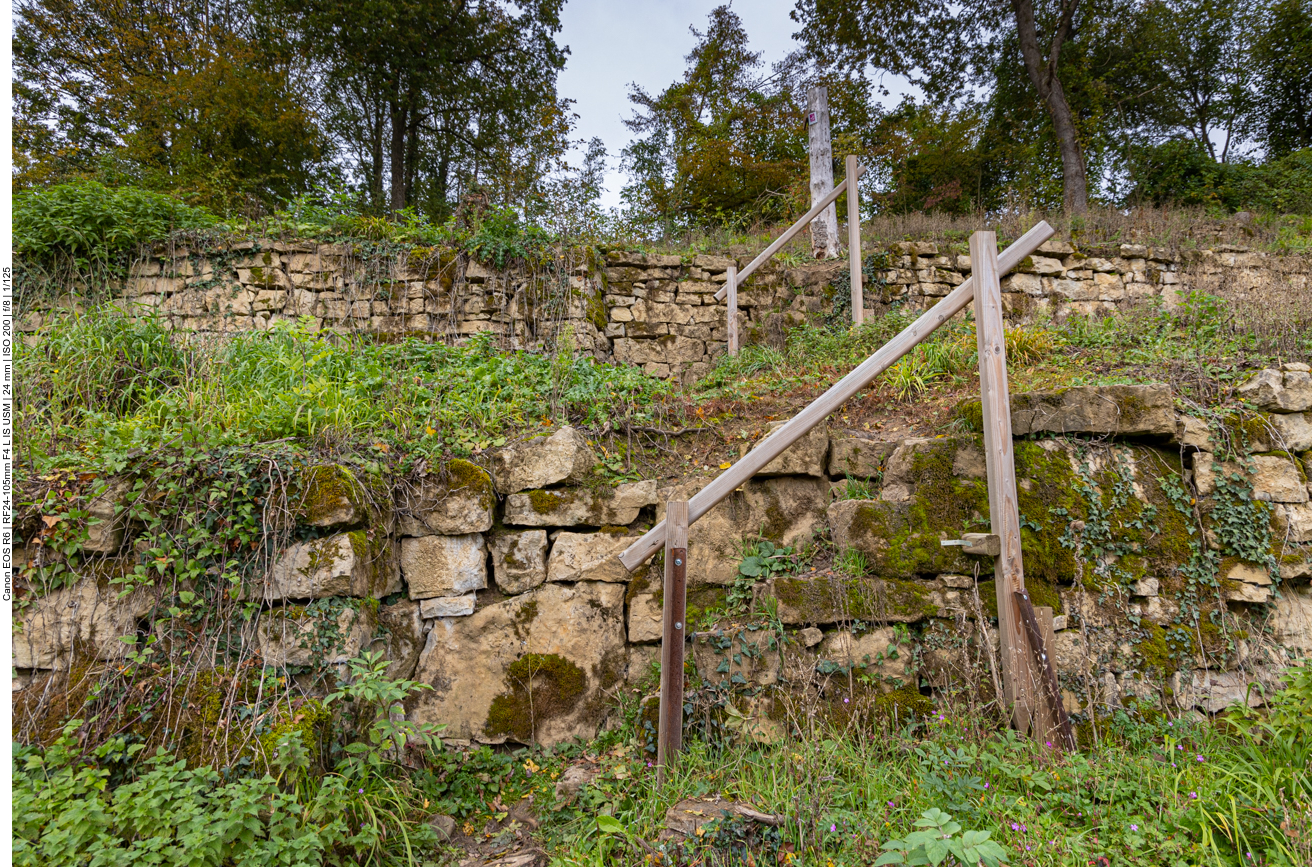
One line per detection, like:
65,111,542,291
656,500,689,785
846,155,863,328
970,230,1045,739
726,265,738,356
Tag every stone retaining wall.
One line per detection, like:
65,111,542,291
19,239,1312,383
14,378,1312,745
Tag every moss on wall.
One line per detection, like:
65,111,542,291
485,653,588,742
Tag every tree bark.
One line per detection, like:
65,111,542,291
1010,0,1089,212
389,97,408,213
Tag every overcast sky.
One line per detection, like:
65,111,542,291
554,0,914,209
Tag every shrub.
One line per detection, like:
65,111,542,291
13,181,218,267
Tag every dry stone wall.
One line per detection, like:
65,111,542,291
14,377,1312,746
20,239,1311,383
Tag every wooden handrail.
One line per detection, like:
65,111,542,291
618,220,1055,571
713,164,867,302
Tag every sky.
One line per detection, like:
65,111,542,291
554,0,914,209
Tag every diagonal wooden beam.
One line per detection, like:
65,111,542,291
619,220,1056,572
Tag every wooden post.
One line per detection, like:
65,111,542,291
1017,599,1076,750
806,86,840,259
726,265,738,356
970,230,1042,737
656,500,689,785
845,154,863,327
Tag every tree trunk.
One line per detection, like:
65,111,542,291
389,100,409,213
403,88,422,210
1010,0,1089,212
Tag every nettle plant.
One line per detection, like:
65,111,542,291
875,808,1009,866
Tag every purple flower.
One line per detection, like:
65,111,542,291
1131,824,1139,831
1197,754,1205,762
1011,823,1020,831
887,801,895,807
358,789,364,794
843,697,849,704
1190,792,1198,799
830,824,836,832
984,783,989,789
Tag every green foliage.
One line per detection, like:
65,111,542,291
466,206,553,268
325,651,444,776
1129,142,1312,214
13,181,218,267
875,808,1008,866
14,0,326,209
1252,0,1312,157
14,657,447,867
16,312,673,471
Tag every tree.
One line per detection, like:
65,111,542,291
621,6,883,234
1252,0,1312,156
791,0,1107,211
1116,0,1258,163
277,0,568,216
13,0,327,210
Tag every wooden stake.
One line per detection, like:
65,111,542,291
845,155,863,327
656,500,689,785
807,86,840,259
620,222,1055,572
726,265,738,356
970,229,1042,736
1017,597,1076,750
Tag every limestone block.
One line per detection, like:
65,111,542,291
1131,577,1160,597
827,435,899,479
490,530,548,594
816,626,910,690
546,532,633,583
503,480,657,527
295,465,369,529
691,254,735,271
768,573,944,625
237,267,292,291
751,420,829,477
397,460,495,534
253,532,400,601
1195,455,1308,503
83,478,134,553
1189,670,1263,713
1274,503,1312,543
420,594,477,618
1174,416,1213,450
409,582,626,745
401,534,488,599
627,591,664,643
693,627,781,687
1270,584,1312,657
256,602,376,667
489,427,597,495
1011,383,1175,437
1237,368,1312,412
377,599,425,681
12,578,156,670
1223,581,1270,604
656,475,829,586
1221,558,1273,586
1268,412,1312,451
613,335,705,366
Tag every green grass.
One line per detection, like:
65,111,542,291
16,311,676,475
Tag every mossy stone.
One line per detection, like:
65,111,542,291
484,653,588,742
